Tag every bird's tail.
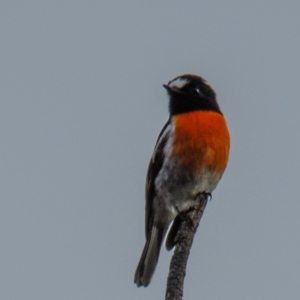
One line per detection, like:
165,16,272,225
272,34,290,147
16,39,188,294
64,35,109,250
134,225,166,287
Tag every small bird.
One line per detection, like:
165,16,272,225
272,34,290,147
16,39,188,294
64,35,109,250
134,74,230,287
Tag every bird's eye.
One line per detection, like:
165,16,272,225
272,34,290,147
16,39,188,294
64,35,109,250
194,88,201,95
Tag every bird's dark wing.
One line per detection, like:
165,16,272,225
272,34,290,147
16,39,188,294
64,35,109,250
145,119,171,239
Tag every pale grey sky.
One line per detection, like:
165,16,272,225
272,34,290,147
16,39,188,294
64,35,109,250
1,1,300,299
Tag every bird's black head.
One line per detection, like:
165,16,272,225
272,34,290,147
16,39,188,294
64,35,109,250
163,74,221,116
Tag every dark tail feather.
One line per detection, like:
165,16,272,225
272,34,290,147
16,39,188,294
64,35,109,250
165,215,182,251
134,226,165,287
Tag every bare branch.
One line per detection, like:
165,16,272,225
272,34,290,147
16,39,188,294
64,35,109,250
165,193,208,300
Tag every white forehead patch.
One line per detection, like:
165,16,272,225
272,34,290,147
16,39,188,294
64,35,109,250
168,77,189,89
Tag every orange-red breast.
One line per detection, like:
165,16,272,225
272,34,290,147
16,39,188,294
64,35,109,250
134,74,230,287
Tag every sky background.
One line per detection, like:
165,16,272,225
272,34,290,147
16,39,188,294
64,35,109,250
1,1,300,299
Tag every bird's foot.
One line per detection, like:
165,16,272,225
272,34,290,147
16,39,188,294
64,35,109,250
195,192,212,201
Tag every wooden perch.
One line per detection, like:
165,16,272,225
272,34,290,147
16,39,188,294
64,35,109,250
165,193,209,300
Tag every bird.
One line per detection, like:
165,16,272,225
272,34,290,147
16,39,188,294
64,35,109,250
134,74,230,287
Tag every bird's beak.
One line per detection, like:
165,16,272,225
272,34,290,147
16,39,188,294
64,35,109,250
163,84,177,93
162,84,170,91
163,84,183,96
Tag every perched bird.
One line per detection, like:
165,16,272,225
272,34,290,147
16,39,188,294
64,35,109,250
134,74,230,287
